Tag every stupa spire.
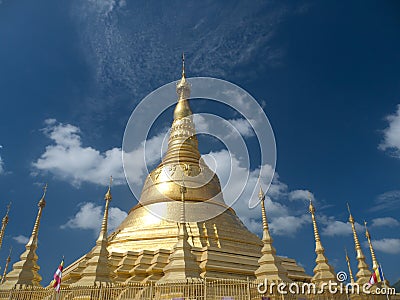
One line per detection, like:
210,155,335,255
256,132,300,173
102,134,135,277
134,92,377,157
139,55,224,208
99,176,112,242
255,183,290,281
160,53,199,168
71,177,114,286
0,185,47,289
345,248,355,284
308,195,336,286
259,185,269,238
182,52,185,77
174,53,192,115
159,178,201,282
347,203,370,284
0,202,11,250
29,184,47,246
364,221,378,270
1,247,12,284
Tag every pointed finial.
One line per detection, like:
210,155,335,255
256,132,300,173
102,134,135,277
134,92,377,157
182,52,185,78
175,53,192,114
38,183,47,208
42,183,48,198
258,178,270,236
364,220,370,239
308,192,315,214
104,176,113,201
6,202,11,215
258,184,265,200
98,177,113,241
2,202,11,224
0,203,10,249
347,203,354,223
8,246,12,259
258,176,265,201
7,246,12,260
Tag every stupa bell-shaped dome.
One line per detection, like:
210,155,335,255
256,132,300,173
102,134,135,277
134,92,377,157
139,62,226,211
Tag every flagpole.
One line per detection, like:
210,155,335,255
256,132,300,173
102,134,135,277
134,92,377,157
380,264,390,300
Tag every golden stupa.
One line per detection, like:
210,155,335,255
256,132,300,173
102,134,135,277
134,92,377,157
2,59,398,299
59,59,310,285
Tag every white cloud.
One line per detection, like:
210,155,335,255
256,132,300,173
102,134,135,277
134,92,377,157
322,220,352,236
289,189,314,202
33,119,171,189
123,128,168,187
33,120,125,187
370,238,400,254
370,190,400,212
379,104,400,158
108,207,129,231
193,114,255,141
322,219,363,237
371,217,400,227
227,118,255,138
193,114,209,133
13,235,29,244
61,202,127,235
269,214,310,236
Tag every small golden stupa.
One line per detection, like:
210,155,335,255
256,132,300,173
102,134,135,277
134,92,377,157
347,204,371,285
308,197,336,286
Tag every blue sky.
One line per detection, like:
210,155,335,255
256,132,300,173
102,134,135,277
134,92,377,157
0,0,399,285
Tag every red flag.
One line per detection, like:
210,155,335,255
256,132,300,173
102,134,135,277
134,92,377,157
52,259,64,292
368,265,384,286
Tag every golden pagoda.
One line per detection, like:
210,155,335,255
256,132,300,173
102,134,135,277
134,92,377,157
61,58,309,284
308,197,336,286
70,177,115,286
347,204,370,284
0,185,47,289
255,184,290,282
